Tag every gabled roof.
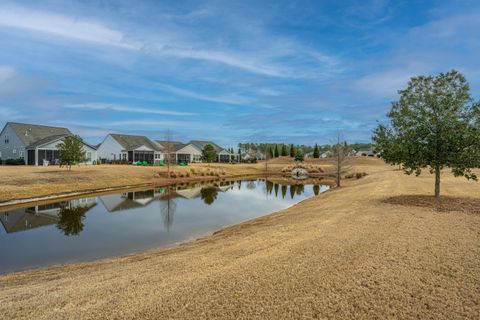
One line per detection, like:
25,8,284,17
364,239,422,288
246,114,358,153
5,122,72,148
0,209,58,234
26,134,68,148
155,140,185,152
188,140,225,153
109,134,162,151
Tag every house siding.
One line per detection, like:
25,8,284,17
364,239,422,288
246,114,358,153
97,135,126,161
0,124,27,162
35,138,98,165
176,144,202,162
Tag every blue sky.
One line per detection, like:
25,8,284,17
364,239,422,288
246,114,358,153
0,0,479,147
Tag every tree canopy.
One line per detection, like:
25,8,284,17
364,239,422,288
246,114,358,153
57,135,86,170
373,70,480,198
290,144,296,157
201,144,218,163
294,149,304,162
313,144,320,158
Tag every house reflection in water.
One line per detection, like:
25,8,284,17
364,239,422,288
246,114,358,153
0,197,97,234
99,189,166,212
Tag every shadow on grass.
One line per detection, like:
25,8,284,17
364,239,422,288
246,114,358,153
382,195,480,214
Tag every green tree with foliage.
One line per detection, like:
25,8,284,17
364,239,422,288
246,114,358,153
295,149,305,162
268,145,274,159
57,135,85,170
201,144,218,163
290,144,296,158
313,144,320,158
281,144,288,156
274,144,279,157
373,70,480,199
237,148,241,162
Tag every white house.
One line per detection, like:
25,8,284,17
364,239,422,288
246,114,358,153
356,149,376,157
97,133,163,164
156,140,231,163
0,122,97,165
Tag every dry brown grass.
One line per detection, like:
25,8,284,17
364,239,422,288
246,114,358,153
0,157,338,204
1,157,479,319
383,195,480,214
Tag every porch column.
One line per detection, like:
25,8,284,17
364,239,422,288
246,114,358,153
35,148,38,166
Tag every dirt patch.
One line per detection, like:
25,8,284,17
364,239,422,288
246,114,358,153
383,195,480,214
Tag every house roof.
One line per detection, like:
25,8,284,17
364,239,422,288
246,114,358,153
6,122,72,148
155,140,185,152
110,134,162,151
26,134,69,148
0,210,58,234
188,140,224,152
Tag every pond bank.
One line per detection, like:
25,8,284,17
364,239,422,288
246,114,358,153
1,160,479,319
0,161,336,208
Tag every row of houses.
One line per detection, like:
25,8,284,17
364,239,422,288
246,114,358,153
0,122,233,166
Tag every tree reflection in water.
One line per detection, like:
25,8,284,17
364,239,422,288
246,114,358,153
313,185,320,196
281,185,287,199
296,184,304,195
266,180,273,195
246,180,256,190
56,206,88,236
162,187,176,231
274,183,279,197
290,185,297,199
200,187,218,205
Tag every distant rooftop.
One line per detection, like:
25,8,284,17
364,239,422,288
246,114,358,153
6,122,72,148
110,133,162,151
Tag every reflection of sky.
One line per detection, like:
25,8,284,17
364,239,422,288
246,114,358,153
0,181,328,274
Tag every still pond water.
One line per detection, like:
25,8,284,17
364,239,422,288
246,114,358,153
0,179,329,274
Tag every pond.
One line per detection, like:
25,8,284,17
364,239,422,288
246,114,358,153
0,179,329,274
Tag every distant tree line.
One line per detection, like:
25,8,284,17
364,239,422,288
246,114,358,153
237,142,372,159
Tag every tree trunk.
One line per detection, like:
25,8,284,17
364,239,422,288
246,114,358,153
337,153,341,187
434,165,441,199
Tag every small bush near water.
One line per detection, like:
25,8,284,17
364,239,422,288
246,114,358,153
4,159,25,165
345,172,367,179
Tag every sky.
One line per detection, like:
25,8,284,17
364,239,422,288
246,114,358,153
0,0,479,147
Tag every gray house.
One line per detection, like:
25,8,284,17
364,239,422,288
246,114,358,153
97,133,164,164
0,122,97,165
155,139,231,163
176,140,231,163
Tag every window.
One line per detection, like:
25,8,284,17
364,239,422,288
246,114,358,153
155,154,161,159
19,151,24,159
122,154,126,160
86,152,92,161
12,149,16,154
4,135,9,144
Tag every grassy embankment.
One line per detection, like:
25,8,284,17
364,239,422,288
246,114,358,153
1,157,479,319
0,157,338,205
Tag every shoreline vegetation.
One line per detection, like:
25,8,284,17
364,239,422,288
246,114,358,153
1,157,479,319
0,157,339,208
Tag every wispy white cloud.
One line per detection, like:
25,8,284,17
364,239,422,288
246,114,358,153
64,103,196,116
352,69,417,98
0,106,19,118
0,6,138,49
0,5,340,79
0,65,16,83
157,83,258,106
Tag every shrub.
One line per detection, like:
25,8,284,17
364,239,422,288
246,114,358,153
356,172,367,179
5,159,25,165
